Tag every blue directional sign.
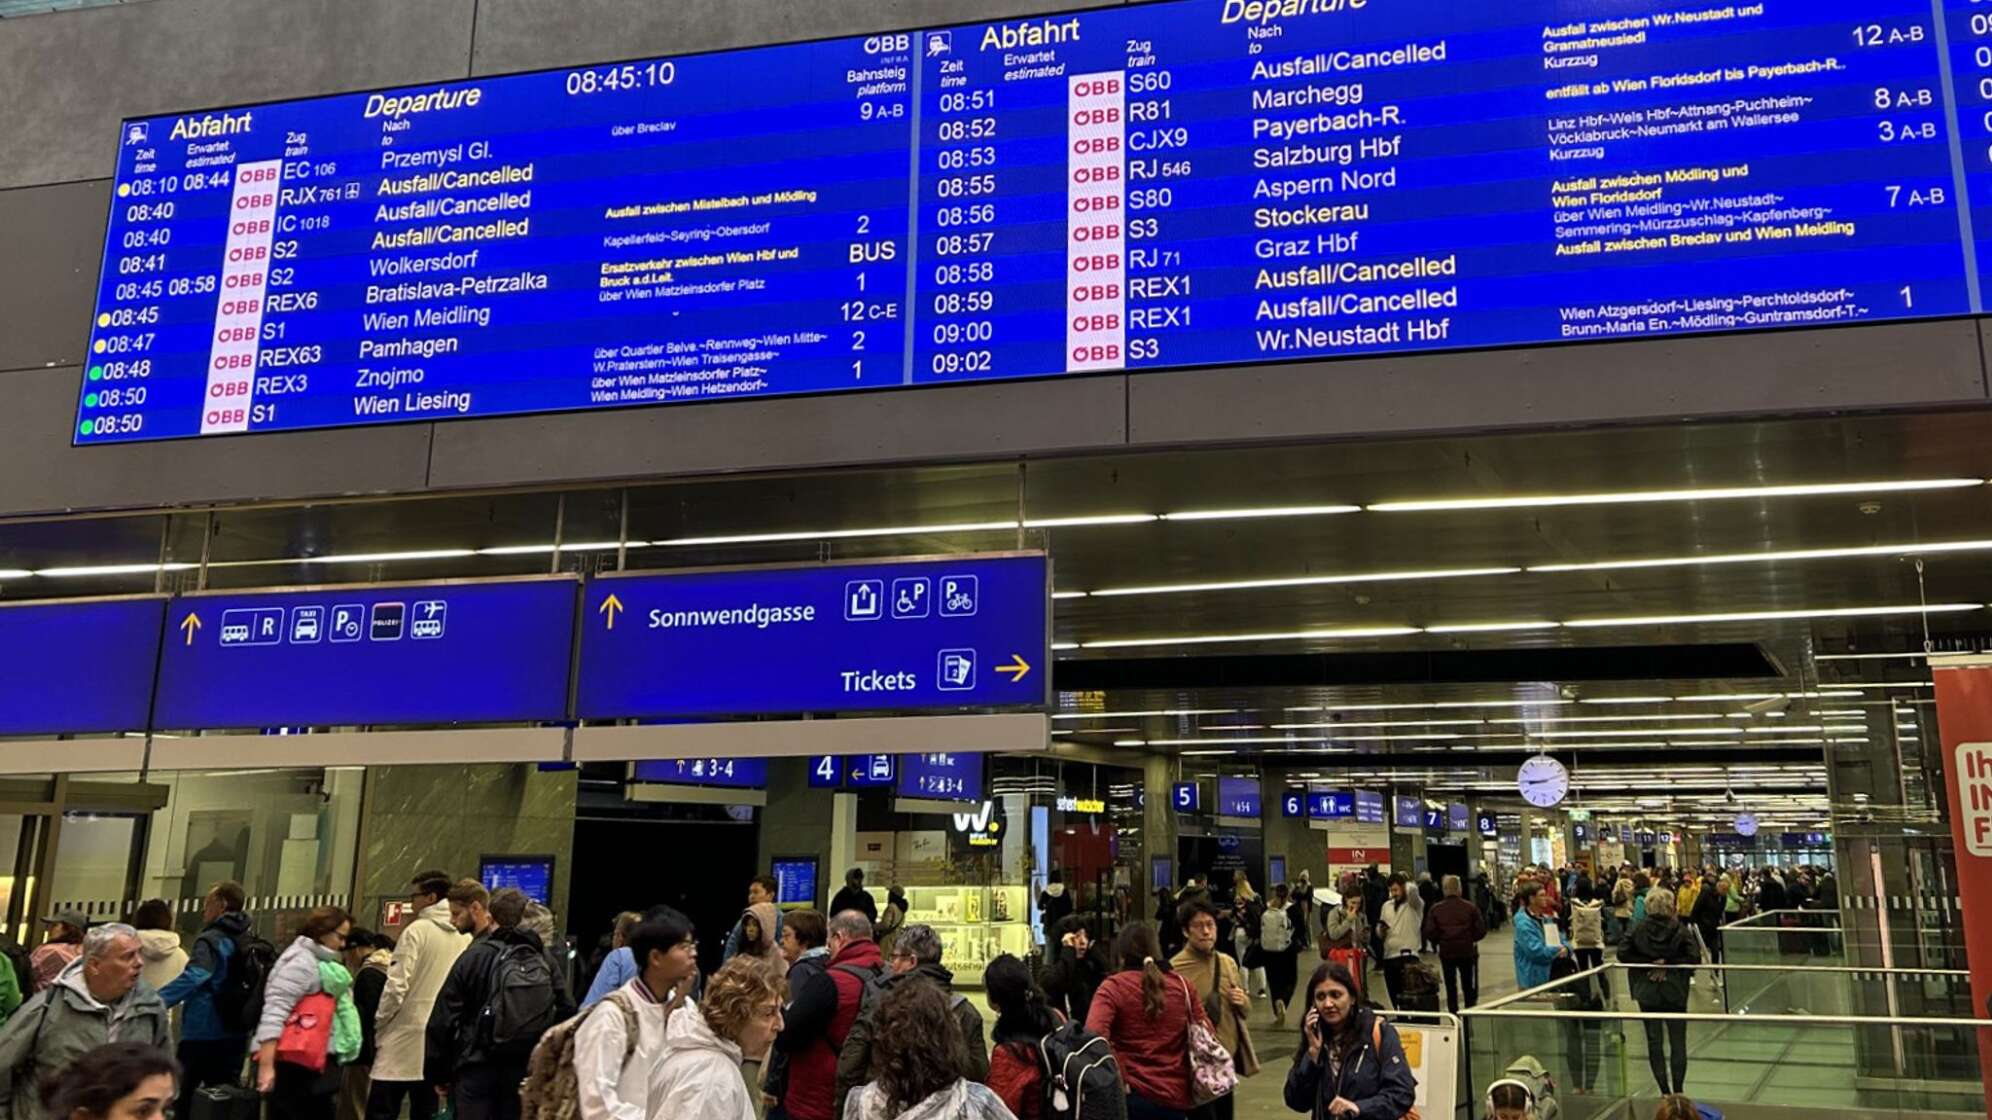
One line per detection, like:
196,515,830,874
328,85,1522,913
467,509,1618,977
1308,791,1354,820
1280,792,1304,819
896,752,983,802
0,597,166,735
807,753,900,789
1171,782,1200,813
631,757,769,788
1449,803,1470,833
1217,777,1259,818
578,553,1048,719
156,577,577,728
1395,797,1425,829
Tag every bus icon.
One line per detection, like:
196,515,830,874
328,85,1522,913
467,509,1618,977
411,600,447,639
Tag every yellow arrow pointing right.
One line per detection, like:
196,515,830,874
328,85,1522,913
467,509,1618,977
996,653,1031,682
599,593,624,630
180,613,202,646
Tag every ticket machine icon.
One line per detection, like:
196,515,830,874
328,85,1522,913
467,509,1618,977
938,649,975,691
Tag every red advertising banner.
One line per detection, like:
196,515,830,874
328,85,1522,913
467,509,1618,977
1928,656,1992,1118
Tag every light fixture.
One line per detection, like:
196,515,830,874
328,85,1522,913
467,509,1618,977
1815,651,1933,661
1576,696,1675,705
1423,621,1561,634
475,542,627,556
1050,642,1080,651
1563,603,1982,628
1083,567,1517,599
300,549,476,564
1271,719,1490,730
38,562,197,578
1367,478,1984,513
0,569,32,579
657,520,1020,547
1022,514,1160,529
1080,626,1421,649
1051,591,1089,600
1051,709,1239,720
1292,699,1570,712
1159,505,1361,521
1533,728,1741,737
1530,538,1992,573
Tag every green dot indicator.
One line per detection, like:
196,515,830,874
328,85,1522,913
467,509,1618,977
78,420,92,436
88,366,103,381
84,393,99,407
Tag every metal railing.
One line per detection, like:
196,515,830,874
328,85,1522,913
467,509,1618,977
1458,962,1987,1120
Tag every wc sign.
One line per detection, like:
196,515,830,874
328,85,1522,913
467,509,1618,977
1958,742,1992,856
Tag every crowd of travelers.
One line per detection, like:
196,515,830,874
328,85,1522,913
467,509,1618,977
0,857,1819,1120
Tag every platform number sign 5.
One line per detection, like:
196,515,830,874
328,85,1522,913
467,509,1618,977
1172,782,1199,812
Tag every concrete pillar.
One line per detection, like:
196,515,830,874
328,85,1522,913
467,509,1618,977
1140,754,1179,919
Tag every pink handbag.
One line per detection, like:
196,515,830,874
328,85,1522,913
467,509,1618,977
1177,974,1237,1104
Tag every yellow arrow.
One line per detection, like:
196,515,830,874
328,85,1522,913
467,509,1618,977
996,653,1031,682
180,613,202,646
599,593,624,630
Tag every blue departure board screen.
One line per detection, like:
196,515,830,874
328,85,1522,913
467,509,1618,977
480,855,554,904
76,0,1992,443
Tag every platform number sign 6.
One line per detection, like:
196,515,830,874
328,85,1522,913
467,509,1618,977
1283,793,1303,818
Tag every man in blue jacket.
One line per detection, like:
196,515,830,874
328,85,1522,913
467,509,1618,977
1511,883,1567,992
160,881,254,1117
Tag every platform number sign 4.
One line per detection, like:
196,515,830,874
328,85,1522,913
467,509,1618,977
1517,755,1570,808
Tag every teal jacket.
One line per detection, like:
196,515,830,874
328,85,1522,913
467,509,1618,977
1511,911,1562,992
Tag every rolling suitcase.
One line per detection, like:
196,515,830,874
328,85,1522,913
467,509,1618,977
188,1084,261,1120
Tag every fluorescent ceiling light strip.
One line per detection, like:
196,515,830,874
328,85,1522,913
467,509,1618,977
1815,651,1932,661
1533,728,1741,737
1051,591,1088,600
659,519,1020,546
0,570,31,579
1487,713,1755,725
1300,699,1569,713
1050,642,1080,651
1146,733,1466,746
1159,505,1362,521
1530,537,1992,573
1367,477,1983,513
1271,719,1489,730
474,541,627,556
1563,603,1982,628
1180,750,1237,756
1577,696,1675,705
1051,709,1238,720
1080,626,1420,649
1085,567,1517,598
1675,690,1864,702
1022,514,1159,528
1748,725,1825,734
1423,621,1561,633
301,549,476,564
37,562,196,577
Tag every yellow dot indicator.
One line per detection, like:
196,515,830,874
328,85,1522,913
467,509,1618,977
92,339,106,354
116,183,130,197
97,314,110,328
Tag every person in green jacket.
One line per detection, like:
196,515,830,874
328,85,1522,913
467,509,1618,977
0,923,169,1120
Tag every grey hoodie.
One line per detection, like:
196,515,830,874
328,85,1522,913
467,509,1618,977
0,960,168,1120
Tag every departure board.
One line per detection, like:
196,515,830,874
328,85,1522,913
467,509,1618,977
79,0,1992,443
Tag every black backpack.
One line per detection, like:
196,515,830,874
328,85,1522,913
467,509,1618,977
1395,959,1441,1012
480,942,562,1057
1038,1021,1127,1120
216,933,278,1035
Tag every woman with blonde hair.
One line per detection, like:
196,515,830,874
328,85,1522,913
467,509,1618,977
651,957,788,1120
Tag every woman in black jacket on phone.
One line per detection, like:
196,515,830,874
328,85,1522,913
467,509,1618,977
1284,961,1417,1119
1039,914,1108,1023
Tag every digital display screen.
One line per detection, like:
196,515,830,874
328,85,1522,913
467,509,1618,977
480,855,554,904
155,577,577,728
896,752,984,801
1395,795,1424,828
1449,802,1470,833
578,554,1047,718
772,857,819,906
1217,776,1260,817
1354,790,1386,825
80,0,1992,444
0,598,165,736
631,756,770,788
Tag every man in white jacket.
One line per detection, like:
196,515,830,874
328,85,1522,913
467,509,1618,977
575,906,699,1120
369,869,472,1120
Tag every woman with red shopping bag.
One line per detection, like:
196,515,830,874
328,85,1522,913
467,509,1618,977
1318,893,1368,1004
256,907,362,1120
